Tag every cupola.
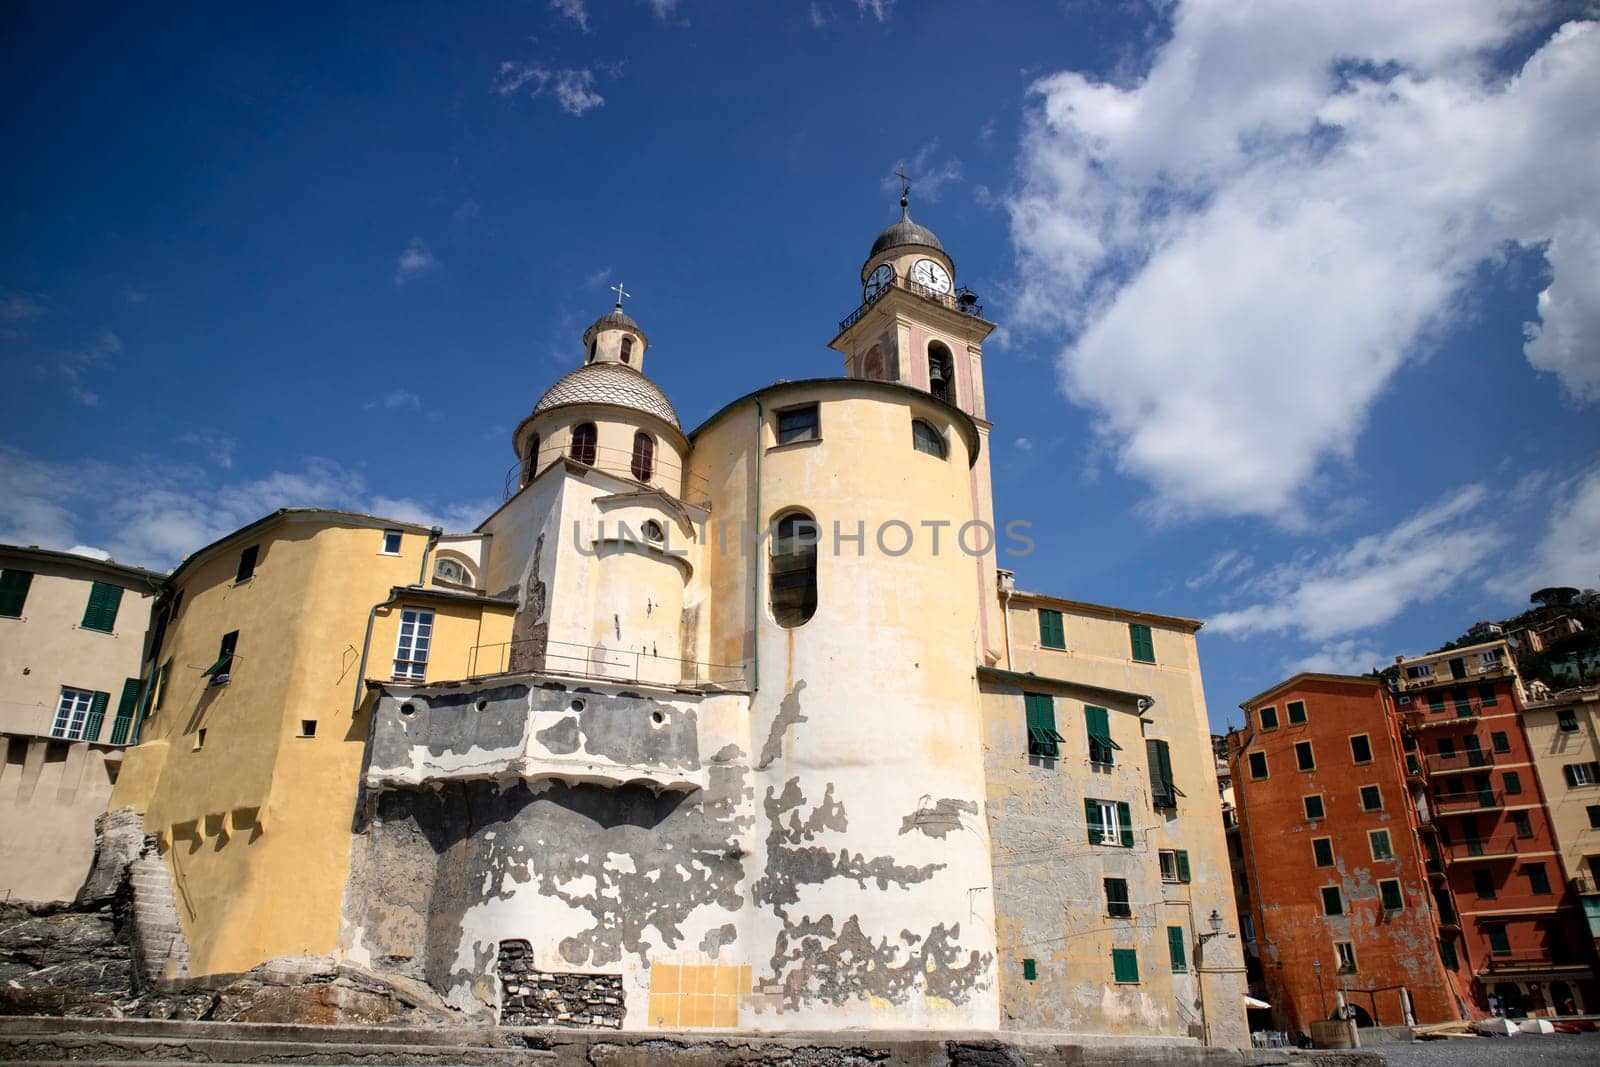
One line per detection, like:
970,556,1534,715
582,288,649,371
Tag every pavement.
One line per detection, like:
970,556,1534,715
1379,1032,1600,1065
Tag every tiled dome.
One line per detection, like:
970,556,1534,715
532,363,679,428
869,206,945,260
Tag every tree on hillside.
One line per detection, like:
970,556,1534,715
1531,587,1581,608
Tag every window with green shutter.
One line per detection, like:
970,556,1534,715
1085,705,1121,765
1453,689,1473,717
1487,925,1510,955
235,545,259,583
1128,623,1155,664
1022,958,1036,981
1086,798,1132,847
1379,879,1404,911
1175,850,1191,883
1116,800,1134,847
1038,609,1065,650
1167,926,1187,972
203,631,238,680
0,569,33,618
1024,693,1064,758
107,678,142,746
80,689,111,743
1111,948,1139,983
1104,877,1131,917
80,581,123,633
1147,738,1181,808
1428,692,1446,713
1526,863,1550,895
1438,938,1458,970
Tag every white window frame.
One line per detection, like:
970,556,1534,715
1091,799,1122,843
393,608,434,681
1158,849,1179,882
1571,762,1600,786
1335,941,1357,973
1405,665,1433,679
381,529,404,555
51,687,94,740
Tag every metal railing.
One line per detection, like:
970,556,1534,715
1432,789,1502,813
503,445,713,506
1426,748,1496,775
1394,659,1512,693
837,276,985,333
1479,950,1570,973
1404,700,1499,729
1446,836,1524,862
466,636,745,690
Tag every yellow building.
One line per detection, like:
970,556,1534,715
1521,686,1600,941
104,194,1246,1044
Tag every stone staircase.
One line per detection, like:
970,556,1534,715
127,838,191,984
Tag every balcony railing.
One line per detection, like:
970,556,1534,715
466,636,746,690
1394,656,1512,693
1478,950,1580,974
1432,789,1502,813
504,445,713,506
1403,702,1497,730
1445,836,1523,862
837,275,986,333
1425,748,1496,775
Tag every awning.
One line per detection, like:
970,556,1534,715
1243,995,1271,1010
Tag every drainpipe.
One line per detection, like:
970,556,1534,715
351,527,443,717
1001,582,1015,671
751,401,763,695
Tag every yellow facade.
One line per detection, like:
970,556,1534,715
1523,688,1600,901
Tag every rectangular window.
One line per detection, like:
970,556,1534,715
1259,705,1279,730
1513,811,1533,838
1167,926,1188,973
0,569,33,618
1303,794,1325,820
1037,609,1065,650
1335,941,1357,974
1111,948,1139,984
106,678,141,746
1084,704,1120,765
1490,731,1510,754
1479,684,1498,707
1359,784,1383,811
202,631,238,681
1453,689,1473,717
1588,805,1600,829
1438,737,1456,758
1428,692,1446,713
1503,771,1522,796
1312,837,1335,867
1158,849,1192,883
1022,958,1036,981
1147,738,1180,808
50,687,104,741
80,581,123,633
381,529,404,555
1406,664,1433,679
1128,623,1156,664
1248,752,1268,779
1369,830,1394,861
1321,886,1343,916
1295,740,1315,771
1406,754,1421,777
1379,879,1404,911
1559,709,1579,733
1349,734,1373,764
393,608,434,680
299,719,317,738
775,403,819,445
153,657,172,711
1473,869,1496,899
1487,925,1510,955
1104,877,1131,918
1526,863,1551,895
1085,798,1134,847
235,544,259,583
1286,700,1307,725
1024,693,1064,759
1439,939,1459,970
1565,762,1600,786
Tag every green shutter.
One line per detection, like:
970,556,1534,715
203,631,239,677
1175,850,1191,883
0,569,33,617
1381,881,1404,910
1022,958,1036,981
1085,798,1104,844
1488,926,1510,954
1117,800,1134,848
1167,926,1187,972
107,678,142,746
1038,609,1065,650
129,669,159,745
80,581,124,633
1025,693,1063,757
1439,939,1458,970
1129,623,1155,664
1112,948,1139,983
81,690,110,742
1085,705,1121,764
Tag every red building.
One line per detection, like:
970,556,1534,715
1229,674,1468,1031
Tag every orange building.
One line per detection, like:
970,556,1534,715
1229,674,1469,1030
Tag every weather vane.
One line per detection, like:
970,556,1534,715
610,281,631,309
894,166,912,210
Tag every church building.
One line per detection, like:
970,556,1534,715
108,194,1248,1043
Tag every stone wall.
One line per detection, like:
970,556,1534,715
497,940,623,1028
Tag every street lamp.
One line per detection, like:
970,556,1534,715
1312,959,1327,1019
1208,909,1224,936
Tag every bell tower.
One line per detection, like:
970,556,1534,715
828,182,995,421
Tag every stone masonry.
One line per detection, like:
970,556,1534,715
498,940,624,1029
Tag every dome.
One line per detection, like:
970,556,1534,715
583,306,648,347
532,363,679,428
868,206,945,260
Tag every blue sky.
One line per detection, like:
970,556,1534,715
3,1,1597,731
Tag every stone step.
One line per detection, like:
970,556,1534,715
0,1034,549,1066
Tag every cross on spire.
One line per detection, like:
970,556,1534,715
894,166,912,214
611,281,631,309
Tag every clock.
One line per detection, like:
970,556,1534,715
863,263,894,302
911,258,952,294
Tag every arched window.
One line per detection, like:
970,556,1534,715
620,336,634,364
643,520,664,543
911,419,947,459
770,511,818,628
587,338,597,363
631,431,654,481
570,422,597,465
435,558,471,586
928,341,954,403
524,433,541,483
863,346,884,381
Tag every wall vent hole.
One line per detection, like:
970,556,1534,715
651,711,665,725
570,698,586,712
475,698,489,712
400,702,418,717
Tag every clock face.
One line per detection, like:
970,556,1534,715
863,263,893,301
911,258,952,294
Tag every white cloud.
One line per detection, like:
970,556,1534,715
1286,640,1387,677
643,0,679,21
1488,466,1600,599
856,0,893,21
363,390,423,412
551,0,590,31
1,290,46,323
1007,5,1600,520
66,544,112,561
179,429,238,470
1208,484,1505,641
394,239,437,285
0,445,495,571
494,61,606,116
1013,437,1033,451
885,142,963,204
807,3,830,28
1185,548,1254,591
47,328,121,406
